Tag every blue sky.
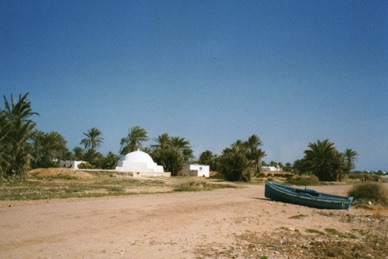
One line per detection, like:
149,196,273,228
1,0,387,171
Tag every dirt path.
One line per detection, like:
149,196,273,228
0,184,387,258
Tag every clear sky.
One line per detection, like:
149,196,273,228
1,0,387,171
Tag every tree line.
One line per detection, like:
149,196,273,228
1,93,357,182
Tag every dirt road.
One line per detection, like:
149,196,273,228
0,183,386,258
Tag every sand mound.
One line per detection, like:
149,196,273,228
28,168,95,179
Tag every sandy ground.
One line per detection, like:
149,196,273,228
0,183,387,258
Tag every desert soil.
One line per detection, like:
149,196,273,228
0,183,387,259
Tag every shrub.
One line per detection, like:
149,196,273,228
348,182,388,207
78,162,94,169
218,152,250,182
286,175,320,186
209,171,225,180
348,172,382,182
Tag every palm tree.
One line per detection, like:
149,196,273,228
80,127,103,163
100,152,120,169
250,148,267,176
245,135,263,150
72,146,84,160
150,133,170,169
0,110,10,178
219,144,251,181
231,139,245,150
199,150,214,165
170,136,189,149
182,147,194,162
244,135,265,176
343,149,358,173
303,139,342,181
1,93,38,179
31,131,69,168
170,136,194,163
119,126,149,155
199,150,219,171
150,134,193,176
151,133,170,151
142,146,153,154
283,162,293,172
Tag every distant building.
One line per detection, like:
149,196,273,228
183,164,210,178
261,165,282,172
60,160,86,170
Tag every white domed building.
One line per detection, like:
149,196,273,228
115,150,170,177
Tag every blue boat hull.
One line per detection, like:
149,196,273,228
265,181,353,210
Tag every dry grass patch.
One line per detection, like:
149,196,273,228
28,168,96,179
0,168,237,201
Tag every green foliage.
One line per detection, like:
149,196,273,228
170,136,194,163
343,148,358,173
286,175,320,186
209,171,224,180
30,130,69,168
218,145,251,181
99,152,120,169
72,146,84,160
153,149,185,176
303,139,342,181
151,133,193,176
119,126,149,155
245,135,266,176
198,150,213,165
198,150,219,171
218,135,266,182
83,150,104,168
295,139,357,182
0,93,38,180
80,127,103,163
78,162,95,169
348,182,388,207
283,162,293,172
349,172,383,182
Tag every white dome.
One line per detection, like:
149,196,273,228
123,150,154,164
116,150,164,173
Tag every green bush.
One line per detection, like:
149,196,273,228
78,162,94,169
286,175,320,186
348,182,388,207
348,173,382,182
209,171,225,180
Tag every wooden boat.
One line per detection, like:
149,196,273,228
264,181,353,210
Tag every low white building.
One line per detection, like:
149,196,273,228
60,160,86,170
184,164,210,178
115,150,169,177
261,165,282,172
